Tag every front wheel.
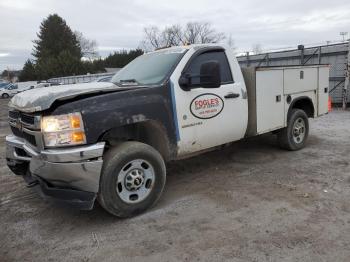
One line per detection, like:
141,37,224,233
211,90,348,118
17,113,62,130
98,141,166,218
277,109,309,151
2,93,9,98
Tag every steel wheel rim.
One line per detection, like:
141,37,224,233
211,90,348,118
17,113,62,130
116,159,155,204
292,117,306,144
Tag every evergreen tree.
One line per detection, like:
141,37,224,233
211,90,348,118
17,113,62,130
33,14,81,59
33,14,83,79
103,49,144,68
19,13,144,80
19,59,36,81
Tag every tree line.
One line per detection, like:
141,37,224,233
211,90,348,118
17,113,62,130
140,22,226,50
20,49,144,81
19,14,143,81
17,14,263,82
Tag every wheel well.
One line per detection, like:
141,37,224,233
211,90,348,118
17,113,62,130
100,121,172,161
290,97,314,118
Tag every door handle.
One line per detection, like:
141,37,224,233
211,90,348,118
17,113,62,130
224,93,240,99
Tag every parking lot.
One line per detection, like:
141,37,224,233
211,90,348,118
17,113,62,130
0,97,349,262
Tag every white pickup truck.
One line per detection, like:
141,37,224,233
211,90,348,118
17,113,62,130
6,44,329,217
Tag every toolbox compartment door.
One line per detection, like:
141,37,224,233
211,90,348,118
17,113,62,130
317,66,330,116
284,67,318,94
256,69,285,134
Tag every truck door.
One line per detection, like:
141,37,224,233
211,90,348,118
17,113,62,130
170,48,247,156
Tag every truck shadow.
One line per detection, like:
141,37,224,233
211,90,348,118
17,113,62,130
157,133,280,206
38,132,308,223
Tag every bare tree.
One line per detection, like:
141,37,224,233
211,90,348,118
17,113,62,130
141,22,226,50
183,22,201,44
74,31,98,60
142,27,162,50
162,25,183,47
252,43,263,55
196,22,225,44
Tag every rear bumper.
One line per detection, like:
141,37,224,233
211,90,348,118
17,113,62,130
6,135,105,209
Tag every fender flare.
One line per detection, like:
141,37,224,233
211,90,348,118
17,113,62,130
287,96,315,119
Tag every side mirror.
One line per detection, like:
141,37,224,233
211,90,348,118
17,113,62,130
200,61,221,88
179,61,221,90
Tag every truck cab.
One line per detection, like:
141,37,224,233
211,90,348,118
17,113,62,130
6,44,329,217
170,45,248,155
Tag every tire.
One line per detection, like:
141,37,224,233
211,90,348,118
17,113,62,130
98,141,166,218
2,93,9,99
277,109,309,151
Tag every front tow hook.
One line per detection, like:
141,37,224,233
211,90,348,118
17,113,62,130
26,180,39,188
23,172,40,188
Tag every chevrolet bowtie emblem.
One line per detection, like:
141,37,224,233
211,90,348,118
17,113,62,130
15,119,22,130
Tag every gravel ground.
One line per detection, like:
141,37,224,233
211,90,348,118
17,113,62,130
0,98,349,262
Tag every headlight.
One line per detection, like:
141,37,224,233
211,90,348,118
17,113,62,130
41,112,86,147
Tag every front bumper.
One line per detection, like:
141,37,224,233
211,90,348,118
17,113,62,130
6,135,105,209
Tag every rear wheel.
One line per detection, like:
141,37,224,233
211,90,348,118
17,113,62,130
278,109,309,151
98,141,166,217
2,93,9,98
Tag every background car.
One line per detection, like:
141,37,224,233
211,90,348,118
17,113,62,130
0,83,19,98
0,82,10,89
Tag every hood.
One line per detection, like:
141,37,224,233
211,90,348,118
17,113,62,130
9,82,130,112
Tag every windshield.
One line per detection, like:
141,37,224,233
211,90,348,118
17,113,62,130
112,48,187,86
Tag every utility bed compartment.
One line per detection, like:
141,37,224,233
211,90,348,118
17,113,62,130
242,65,329,137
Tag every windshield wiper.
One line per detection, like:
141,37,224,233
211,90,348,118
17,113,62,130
118,79,139,85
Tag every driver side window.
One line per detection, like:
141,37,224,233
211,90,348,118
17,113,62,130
186,51,234,86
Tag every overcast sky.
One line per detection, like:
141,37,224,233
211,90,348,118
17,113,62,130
1,0,349,71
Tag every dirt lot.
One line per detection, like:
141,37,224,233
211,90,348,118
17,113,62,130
0,98,349,262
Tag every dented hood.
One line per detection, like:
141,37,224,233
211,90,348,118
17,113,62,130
9,82,130,112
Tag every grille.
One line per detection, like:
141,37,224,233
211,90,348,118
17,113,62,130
9,110,19,119
21,114,35,125
10,126,23,138
15,148,29,157
23,132,37,146
9,110,36,126
9,110,40,147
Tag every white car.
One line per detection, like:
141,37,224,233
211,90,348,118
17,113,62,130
0,84,19,98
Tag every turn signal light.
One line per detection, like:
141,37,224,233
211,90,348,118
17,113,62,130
70,115,81,129
71,131,86,143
